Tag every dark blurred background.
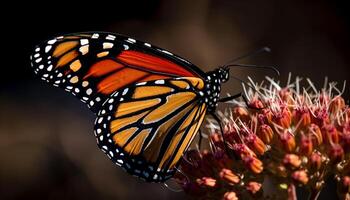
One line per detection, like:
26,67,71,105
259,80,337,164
1,0,350,199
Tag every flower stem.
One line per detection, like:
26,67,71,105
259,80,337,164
308,189,321,200
288,184,297,200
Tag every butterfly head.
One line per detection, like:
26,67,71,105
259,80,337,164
218,67,230,83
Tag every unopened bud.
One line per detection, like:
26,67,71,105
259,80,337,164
245,134,266,155
219,168,240,185
300,134,313,156
329,144,344,163
196,177,217,187
232,106,250,122
273,107,292,128
243,155,263,174
309,152,322,171
258,124,274,144
322,124,339,144
293,107,311,128
232,144,256,159
279,131,296,152
292,170,309,185
249,99,264,109
223,192,238,200
309,123,323,146
283,154,301,168
246,181,262,194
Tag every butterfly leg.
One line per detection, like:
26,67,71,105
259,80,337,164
196,129,204,151
218,93,242,102
209,112,237,159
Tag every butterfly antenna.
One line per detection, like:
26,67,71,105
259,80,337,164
223,47,271,66
225,63,280,76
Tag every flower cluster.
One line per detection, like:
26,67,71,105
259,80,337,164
174,75,349,199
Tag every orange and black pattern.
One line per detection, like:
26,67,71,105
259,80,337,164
30,32,230,182
30,32,205,113
95,77,206,182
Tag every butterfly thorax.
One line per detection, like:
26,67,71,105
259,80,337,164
202,67,229,112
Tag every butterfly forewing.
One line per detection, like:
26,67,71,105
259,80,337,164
94,77,207,182
30,32,205,113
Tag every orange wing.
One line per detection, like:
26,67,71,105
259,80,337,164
30,32,205,113
94,77,207,182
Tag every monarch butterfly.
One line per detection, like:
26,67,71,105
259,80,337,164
30,32,270,182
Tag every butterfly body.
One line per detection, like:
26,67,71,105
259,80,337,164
30,32,230,182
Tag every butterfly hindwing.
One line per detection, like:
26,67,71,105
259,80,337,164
94,77,207,182
30,32,206,113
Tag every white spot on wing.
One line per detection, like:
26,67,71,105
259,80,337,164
47,65,53,71
136,82,146,86
80,39,89,45
45,45,52,53
155,80,164,84
47,39,57,44
126,38,136,43
35,58,42,63
86,88,92,95
79,45,89,55
103,42,114,49
92,33,99,39
106,35,116,40
122,88,128,95
161,50,173,55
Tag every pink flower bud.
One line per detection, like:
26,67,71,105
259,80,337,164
283,154,301,168
245,134,266,155
293,107,311,128
249,99,264,109
322,124,339,144
232,144,257,159
279,131,296,152
309,152,322,171
309,123,323,146
258,109,273,124
196,177,217,187
257,124,274,144
232,106,250,122
223,191,238,200
273,107,292,128
329,144,344,163
300,134,313,156
292,170,309,185
219,168,240,185
243,155,263,174
279,88,293,104
246,181,262,194
312,108,329,127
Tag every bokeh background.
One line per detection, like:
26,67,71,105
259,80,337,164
1,0,350,199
